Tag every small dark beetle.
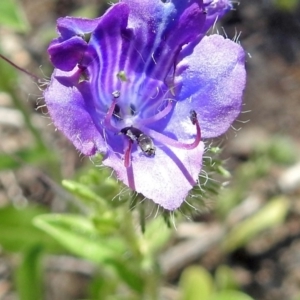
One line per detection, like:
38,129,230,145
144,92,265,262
120,126,156,157
137,133,156,156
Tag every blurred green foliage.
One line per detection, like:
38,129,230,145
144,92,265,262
0,206,62,253
0,0,30,32
222,196,290,252
274,0,299,11
179,266,254,300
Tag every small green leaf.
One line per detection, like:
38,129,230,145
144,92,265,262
107,258,144,294
15,245,44,300
179,266,214,300
92,214,119,235
0,206,61,252
143,217,172,255
0,148,55,171
215,265,239,291
33,214,126,263
223,197,290,252
62,180,107,208
0,0,30,32
267,136,297,165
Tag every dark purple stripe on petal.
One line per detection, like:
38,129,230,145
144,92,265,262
88,3,132,98
122,0,206,81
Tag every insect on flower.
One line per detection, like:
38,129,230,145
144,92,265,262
120,126,156,157
1,0,246,210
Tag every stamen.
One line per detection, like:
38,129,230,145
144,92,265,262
140,111,201,150
124,139,133,168
139,100,174,125
103,97,119,133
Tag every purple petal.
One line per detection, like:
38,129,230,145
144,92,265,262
55,16,102,39
120,0,206,79
48,5,126,71
171,34,246,139
103,141,205,210
178,0,233,60
203,0,232,32
44,68,105,156
48,36,88,71
87,3,131,97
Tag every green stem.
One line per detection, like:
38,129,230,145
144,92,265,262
121,206,161,299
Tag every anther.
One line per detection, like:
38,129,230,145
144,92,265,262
113,104,121,119
130,103,136,116
103,97,119,132
112,90,120,98
190,110,197,125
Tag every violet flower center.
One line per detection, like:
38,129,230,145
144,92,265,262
100,79,201,167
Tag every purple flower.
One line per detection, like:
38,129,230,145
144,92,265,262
44,0,246,210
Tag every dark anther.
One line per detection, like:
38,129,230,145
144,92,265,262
130,103,136,115
190,110,198,125
113,104,121,119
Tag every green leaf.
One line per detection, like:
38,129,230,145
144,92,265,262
107,258,144,294
0,206,61,252
33,214,126,263
0,148,55,171
210,290,254,300
223,197,290,252
179,266,214,300
88,272,119,300
62,179,108,208
15,245,44,300
0,0,30,32
92,215,119,235
267,136,297,165
143,216,171,255
215,265,239,291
